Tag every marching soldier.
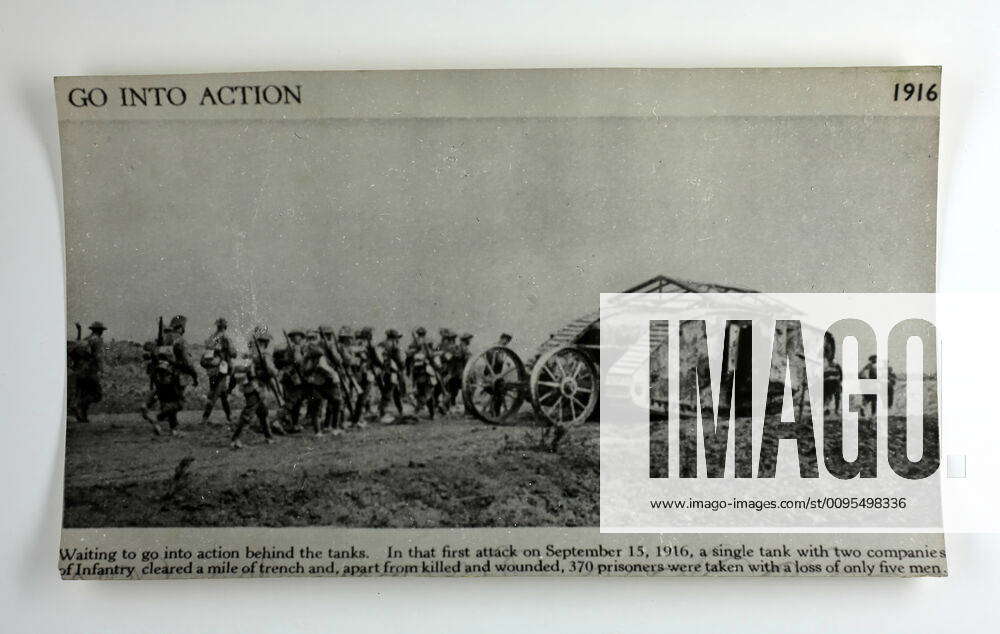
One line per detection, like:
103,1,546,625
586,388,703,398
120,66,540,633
449,332,474,411
151,315,199,436
861,354,878,419
139,335,163,432
823,357,843,417
351,326,378,424
273,327,307,433
335,326,365,429
231,328,278,449
303,328,340,437
406,327,439,419
376,328,406,421
71,321,107,423
436,328,461,413
200,317,236,425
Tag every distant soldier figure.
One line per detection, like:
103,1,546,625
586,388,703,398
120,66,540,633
273,327,307,434
376,328,406,421
231,328,278,449
861,354,878,419
139,333,164,431
487,333,514,417
301,328,338,437
70,321,107,423
151,315,199,436
406,326,439,419
351,326,378,424
823,359,843,416
436,328,462,412
887,365,897,411
200,317,236,425
334,326,365,429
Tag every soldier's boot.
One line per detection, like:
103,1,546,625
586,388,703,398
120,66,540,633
200,403,213,425
286,406,303,434
352,394,366,425
259,411,278,442
142,404,163,435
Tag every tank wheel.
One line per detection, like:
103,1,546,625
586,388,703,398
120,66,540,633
461,346,528,424
530,346,598,426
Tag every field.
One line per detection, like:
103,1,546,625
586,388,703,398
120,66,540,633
62,409,600,528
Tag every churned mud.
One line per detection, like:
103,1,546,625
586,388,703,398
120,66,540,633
63,411,599,528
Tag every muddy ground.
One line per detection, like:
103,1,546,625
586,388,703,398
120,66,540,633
63,410,600,528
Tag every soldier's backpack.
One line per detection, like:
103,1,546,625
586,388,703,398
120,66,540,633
153,341,177,384
200,335,222,370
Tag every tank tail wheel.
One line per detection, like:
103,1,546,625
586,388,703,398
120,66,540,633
461,346,528,424
529,346,599,427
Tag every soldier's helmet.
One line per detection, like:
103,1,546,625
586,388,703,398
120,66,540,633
287,327,305,338
306,329,320,341
499,332,513,342
439,327,455,339
169,315,187,330
460,333,474,342
338,326,354,339
358,326,373,339
415,326,427,337
318,324,335,336
255,331,273,342
89,321,106,332
868,355,878,363
215,317,228,328
386,328,402,339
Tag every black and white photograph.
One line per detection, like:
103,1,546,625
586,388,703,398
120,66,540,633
59,68,937,533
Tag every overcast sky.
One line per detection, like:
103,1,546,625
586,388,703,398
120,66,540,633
62,115,937,355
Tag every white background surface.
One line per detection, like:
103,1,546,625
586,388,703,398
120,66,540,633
1,1,998,631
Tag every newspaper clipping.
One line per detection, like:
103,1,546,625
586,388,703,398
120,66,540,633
56,67,945,578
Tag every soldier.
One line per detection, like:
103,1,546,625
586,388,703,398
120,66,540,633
303,328,340,437
436,328,461,413
887,365,898,411
231,328,278,449
823,358,843,417
485,333,514,418
139,335,163,432
449,332,474,411
351,326,378,424
861,354,878,419
151,315,199,436
406,327,439,419
71,321,107,423
334,326,365,429
200,317,236,425
376,328,406,421
273,328,307,434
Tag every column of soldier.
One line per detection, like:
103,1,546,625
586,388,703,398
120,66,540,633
69,316,489,450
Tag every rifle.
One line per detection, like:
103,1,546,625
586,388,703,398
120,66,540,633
75,322,82,341
252,334,284,408
156,316,164,347
319,335,359,420
410,330,444,386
